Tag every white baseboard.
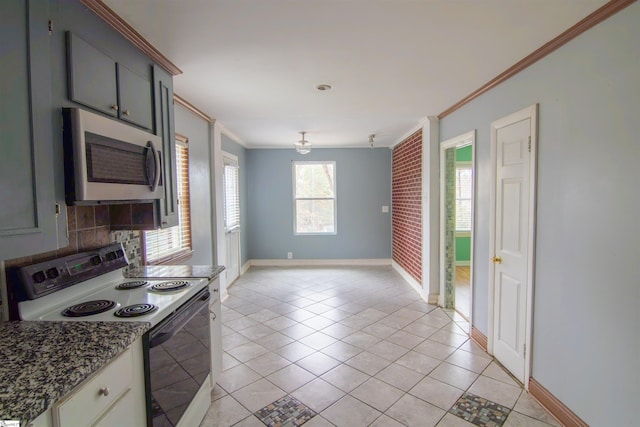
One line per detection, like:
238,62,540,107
391,260,423,293
455,261,471,266
248,258,392,267
241,261,251,275
427,294,439,304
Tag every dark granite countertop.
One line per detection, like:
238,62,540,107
0,321,150,424
126,265,225,281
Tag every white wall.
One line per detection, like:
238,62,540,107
174,105,215,265
439,4,640,425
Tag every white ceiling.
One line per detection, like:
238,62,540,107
103,0,607,148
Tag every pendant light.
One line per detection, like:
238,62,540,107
295,131,311,155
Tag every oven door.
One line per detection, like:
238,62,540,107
64,107,164,203
145,288,211,427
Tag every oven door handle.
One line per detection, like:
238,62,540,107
145,140,161,192
149,290,210,348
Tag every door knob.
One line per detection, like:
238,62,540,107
110,104,119,111
491,256,502,264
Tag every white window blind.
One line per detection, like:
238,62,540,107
144,138,192,264
456,166,472,231
223,160,240,231
293,161,336,234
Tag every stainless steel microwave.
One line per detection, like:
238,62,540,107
63,108,164,204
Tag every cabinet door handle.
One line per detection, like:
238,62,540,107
123,109,130,116
110,104,119,112
98,387,110,397
210,311,217,321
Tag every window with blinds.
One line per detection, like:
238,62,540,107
223,159,240,231
456,165,472,231
143,136,192,264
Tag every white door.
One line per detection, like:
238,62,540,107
223,153,240,284
489,105,537,384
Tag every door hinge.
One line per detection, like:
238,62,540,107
48,20,53,35
55,203,61,217
527,136,531,153
523,343,526,357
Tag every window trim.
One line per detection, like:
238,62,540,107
142,133,193,265
455,161,473,232
292,160,337,236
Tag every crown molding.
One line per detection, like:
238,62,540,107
438,0,636,119
79,0,182,75
174,94,213,123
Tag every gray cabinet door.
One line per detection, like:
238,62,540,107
0,0,59,260
153,65,179,228
67,32,118,117
117,64,153,130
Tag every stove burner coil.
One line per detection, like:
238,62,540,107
150,280,192,292
114,303,158,318
61,300,116,317
116,280,149,290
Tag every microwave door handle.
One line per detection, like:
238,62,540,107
145,141,161,192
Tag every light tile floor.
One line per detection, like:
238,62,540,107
200,266,560,427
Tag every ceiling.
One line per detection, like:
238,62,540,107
103,0,607,149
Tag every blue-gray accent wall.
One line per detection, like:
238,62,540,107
439,4,639,425
246,148,392,260
221,134,249,267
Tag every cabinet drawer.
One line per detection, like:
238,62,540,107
52,348,133,427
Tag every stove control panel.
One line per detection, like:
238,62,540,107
17,243,128,300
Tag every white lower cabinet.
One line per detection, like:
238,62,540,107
209,278,222,385
33,338,146,427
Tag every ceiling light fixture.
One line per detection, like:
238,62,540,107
369,134,375,149
316,84,332,91
295,131,312,155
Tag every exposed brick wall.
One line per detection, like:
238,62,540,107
392,129,422,284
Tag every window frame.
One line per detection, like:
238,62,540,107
292,160,337,236
142,133,192,265
455,161,473,233
223,152,240,233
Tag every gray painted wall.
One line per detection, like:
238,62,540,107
174,105,214,265
221,134,249,267
247,148,392,260
439,5,639,425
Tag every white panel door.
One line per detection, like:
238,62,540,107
492,117,531,382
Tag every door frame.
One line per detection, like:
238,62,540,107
487,104,538,387
439,130,475,327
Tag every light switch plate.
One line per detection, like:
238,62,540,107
382,205,389,213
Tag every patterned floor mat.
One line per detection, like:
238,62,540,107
255,395,316,427
449,392,511,427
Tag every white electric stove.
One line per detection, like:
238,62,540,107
14,243,212,427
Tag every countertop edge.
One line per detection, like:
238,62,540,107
0,321,150,424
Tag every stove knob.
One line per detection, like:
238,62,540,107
32,271,46,283
106,251,117,261
116,249,125,258
46,268,59,279
90,255,102,266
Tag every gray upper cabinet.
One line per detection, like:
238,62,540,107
153,65,179,228
67,32,153,131
67,32,118,118
0,0,59,260
118,64,154,130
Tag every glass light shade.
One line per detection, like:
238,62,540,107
295,141,311,154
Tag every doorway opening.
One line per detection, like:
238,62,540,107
439,131,475,325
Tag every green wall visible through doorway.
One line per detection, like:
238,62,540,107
455,145,472,264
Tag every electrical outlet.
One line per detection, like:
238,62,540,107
287,252,293,259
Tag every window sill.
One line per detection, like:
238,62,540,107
145,249,194,266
